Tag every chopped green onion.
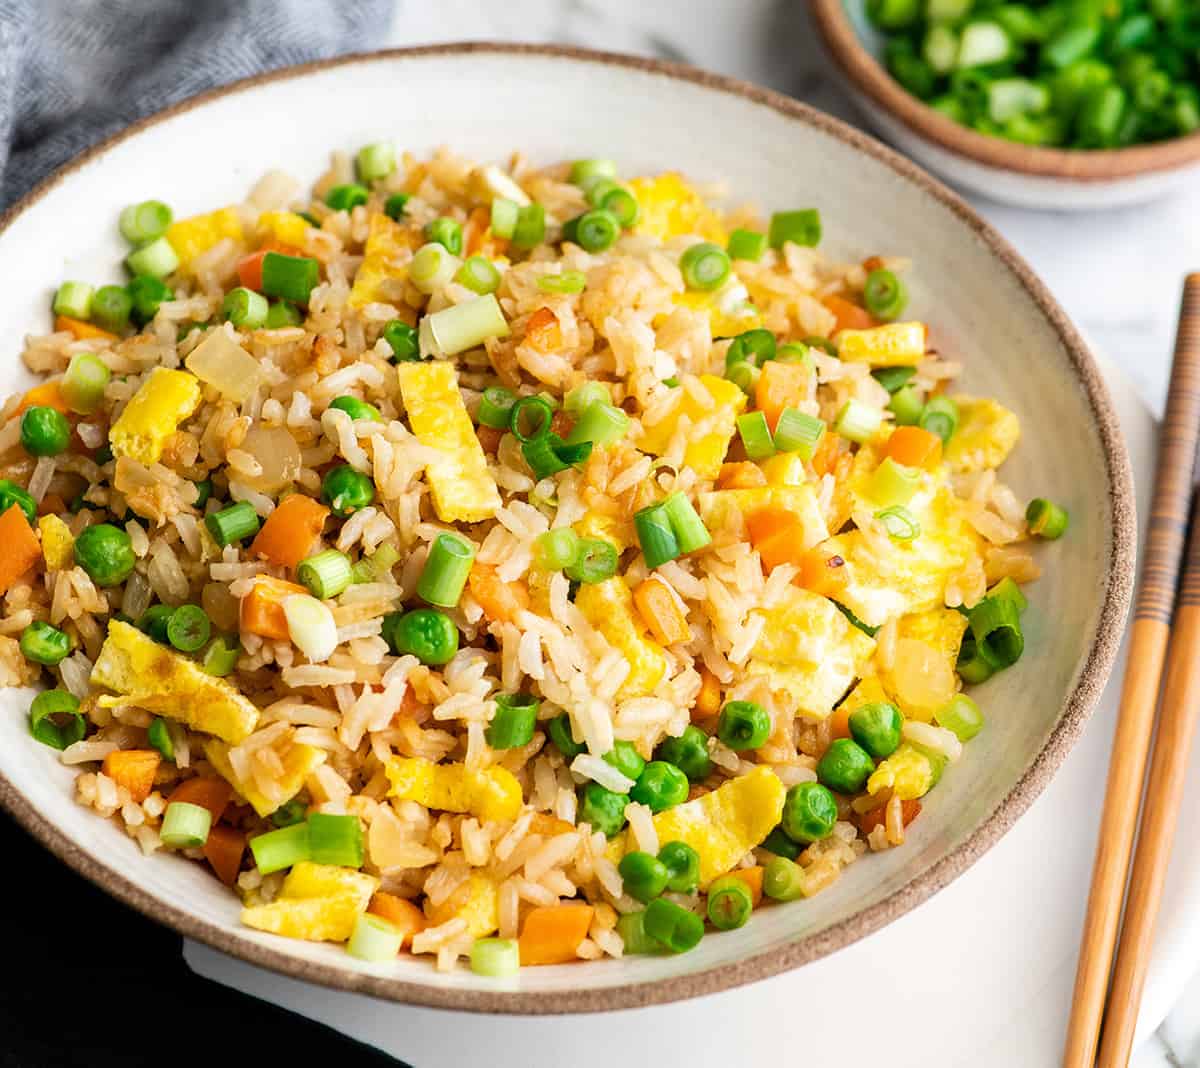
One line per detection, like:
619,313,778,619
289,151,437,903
596,186,639,228
725,328,776,368
270,799,307,828
52,281,94,320
160,801,212,848
889,385,925,426
511,203,546,250
91,285,133,333
563,209,620,253
958,20,1012,68
936,693,984,742
455,255,501,295
737,410,776,461
486,693,540,749
351,544,400,586
569,159,617,186
835,399,883,444
128,275,173,324
726,361,760,396
727,228,768,262
707,874,754,930
384,193,410,221
868,457,921,508
644,897,704,953
356,141,396,182
325,183,369,212
118,200,173,245
202,635,241,677
490,197,520,240
138,605,174,644
876,505,921,541
298,549,354,600
222,286,268,329
919,395,959,443
968,589,1024,669
148,717,174,761
679,242,731,291
348,913,404,962
635,503,680,569
564,401,630,447
426,217,464,255
534,528,581,571
408,242,460,295
205,501,260,547
776,342,810,365
417,533,476,608
616,910,659,955
863,269,909,320
873,366,916,394
29,689,85,750
522,433,590,479
382,319,419,361
537,270,586,294
509,395,554,443
662,492,711,555
768,209,821,249
1026,497,1069,540
564,382,611,417
773,409,825,460
167,604,211,653
20,621,70,666
470,937,521,977
308,812,364,868
62,352,111,415
477,386,517,429
125,236,179,279
763,855,806,901
956,631,994,685
261,252,320,305
564,538,619,584
419,294,510,358
249,822,311,874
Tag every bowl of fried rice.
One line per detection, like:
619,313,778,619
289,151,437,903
0,44,1134,1012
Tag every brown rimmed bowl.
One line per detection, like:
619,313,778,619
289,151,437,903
811,0,1200,209
0,43,1135,1013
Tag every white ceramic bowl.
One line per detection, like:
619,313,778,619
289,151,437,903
811,0,1200,210
0,44,1134,1013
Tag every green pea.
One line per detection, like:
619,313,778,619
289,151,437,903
0,479,37,524
73,523,135,587
848,701,903,759
328,396,382,422
19,621,70,666
381,609,459,666
20,406,71,457
579,781,628,838
618,851,670,903
547,713,586,759
655,725,712,783
781,781,838,844
382,319,419,361
658,840,700,893
816,738,876,795
717,700,771,751
630,761,689,813
603,740,646,782
321,464,375,517
761,825,802,861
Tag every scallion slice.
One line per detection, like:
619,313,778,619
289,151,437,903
727,228,767,262
261,252,320,305
835,399,883,444
454,255,502,295
490,197,520,240
773,408,825,460
29,689,85,750
297,549,354,600
119,200,173,245
470,936,521,977
537,270,587,294
509,395,554,443
569,159,617,186
52,281,94,320
307,812,364,868
511,203,546,250
662,492,711,555
477,386,517,429
875,504,921,541
1026,497,1069,540
868,457,921,508
419,294,510,357
202,635,241,677
768,209,822,249
160,801,212,848
205,501,260,547
409,242,461,295
148,717,174,761
872,366,916,394
534,527,581,571
347,913,405,962
725,328,776,369
736,410,775,461
125,236,179,279
919,395,959,443
679,242,731,292
356,141,396,182
635,503,680,569
726,361,760,396
222,286,269,329
564,401,630,447
91,285,133,333
486,693,540,749
249,822,311,874
417,533,476,608
564,382,610,417
62,352,112,415
564,538,619,584
968,589,1024,669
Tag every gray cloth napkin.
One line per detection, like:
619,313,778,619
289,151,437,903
0,0,394,208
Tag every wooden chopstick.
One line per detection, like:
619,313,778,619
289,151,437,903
1098,486,1200,1066
1064,273,1200,1068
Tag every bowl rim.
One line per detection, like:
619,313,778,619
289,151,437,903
0,41,1135,1015
809,0,1200,181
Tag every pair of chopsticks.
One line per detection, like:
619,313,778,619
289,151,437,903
1065,274,1200,1068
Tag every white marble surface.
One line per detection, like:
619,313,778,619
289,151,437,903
351,3,1200,1064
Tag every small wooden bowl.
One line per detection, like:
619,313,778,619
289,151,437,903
811,0,1200,210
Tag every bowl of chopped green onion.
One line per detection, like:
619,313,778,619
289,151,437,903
811,0,1200,209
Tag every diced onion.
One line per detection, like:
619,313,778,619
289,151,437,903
283,594,339,662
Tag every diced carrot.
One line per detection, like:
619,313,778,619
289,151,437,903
794,548,847,599
0,505,42,595
203,825,246,886
37,493,66,517
858,798,921,835
830,703,853,741
754,361,810,433
822,294,878,334
167,776,233,823
886,425,942,470
811,430,841,477
476,425,503,453
240,575,308,640
518,903,595,966
862,256,887,273
250,493,329,569
368,892,427,951
55,315,117,343
755,527,804,573
467,564,530,625
525,307,562,353
693,665,722,722
716,462,768,490
101,749,161,804
746,505,799,548
633,575,691,646
463,206,493,256
13,380,71,418
726,866,764,906
529,813,575,837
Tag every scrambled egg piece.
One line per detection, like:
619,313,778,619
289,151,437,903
944,395,1021,473
574,577,668,699
576,510,631,552
386,757,523,822
638,374,745,480
38,514,74,571
91,621,259,744
397,361,501,524
349,212,413,308
825,486,982,629
673,288,763,341
836,322,927,367
611,766,784,888
700,484,829,550
747,586,876,718
827,441,884,535
838,674,891,717
165,207,244,270
879,609,967,722
628,173,727,244
109,368,202,465
424,873,499,938
867,743,935,800
241,862,378,943
256,210,311,249
204,736,327,817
